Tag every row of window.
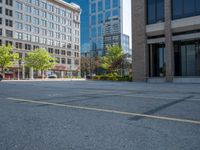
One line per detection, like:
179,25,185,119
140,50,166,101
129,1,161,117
90,0,119,14
0,29,79,49
15,32,79,47
90,9,120,26
20,0,78,20
147,0,200,24
15,11,79,29
1,0,78,20
0,0,13,6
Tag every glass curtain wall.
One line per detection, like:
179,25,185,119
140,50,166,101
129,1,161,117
149,44,166,77
174,40,200,76
146,0,164,24
172,0,200,20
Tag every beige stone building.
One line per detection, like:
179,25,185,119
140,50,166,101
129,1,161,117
0,0,81,79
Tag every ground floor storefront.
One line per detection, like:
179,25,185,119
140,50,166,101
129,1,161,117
147,39,200,82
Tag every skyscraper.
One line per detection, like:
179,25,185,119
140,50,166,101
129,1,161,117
89,0,132,56
65,0,90,56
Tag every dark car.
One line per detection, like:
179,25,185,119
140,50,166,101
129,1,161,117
0,74,3,81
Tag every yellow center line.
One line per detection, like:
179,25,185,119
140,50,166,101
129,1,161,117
7,97,200,125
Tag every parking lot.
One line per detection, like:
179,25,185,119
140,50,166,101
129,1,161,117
0,80,200,150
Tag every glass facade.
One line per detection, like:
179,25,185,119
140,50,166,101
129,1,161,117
174,40,200,76
147,0,164,24
172,0,200,20
149,44,166,77
65,0,90,55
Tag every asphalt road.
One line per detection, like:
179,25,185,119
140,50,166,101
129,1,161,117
0,80,200,150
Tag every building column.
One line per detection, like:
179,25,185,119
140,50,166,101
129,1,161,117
165,0,174,82
29,67,34,80
132,0,148,82
61,71,64,78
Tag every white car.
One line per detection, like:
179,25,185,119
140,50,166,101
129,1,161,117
48,74,57,78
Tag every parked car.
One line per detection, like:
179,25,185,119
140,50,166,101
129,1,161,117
0,74,3,81
48,74,57,78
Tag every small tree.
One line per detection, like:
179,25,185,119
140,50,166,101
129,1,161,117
0,45,19,78
101,45,124,75
25,48,56,79
81,56,100,77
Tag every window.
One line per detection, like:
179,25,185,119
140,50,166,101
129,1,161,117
25,5,31,13
67,51,71,56
91,15,96,25
16,12,23,20
105,11,111,21
33,8,39,16
67,59,72,64
41,11,47,18
105,0,111,9
6,30,13,37
91,3,96,13
55,49,60,55
147,0,164,24
6,0,13,6
0,28,2,35
112,0,119,8
98,1,103,12
48,48,53,53
172,0,200,19
5,9,12,17
33,26,39,34
41,2,47,9
61,50,66,55
24,34,31,41
15,42,22,49
24,15,31,23
15,32,23,39
24,24,31,32
0,18,2,25
61,58,66,64
98,14,103,23
25,44,31,50
174,40,200,76
75,60,79,65
112,9,119,16
33,45,39,50
5,19,13,27
6,41,13,46
33,17,39,25
15,1,23,10
0,7,2,14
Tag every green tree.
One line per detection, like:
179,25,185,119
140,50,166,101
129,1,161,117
0,45,19,78
25,48,56,79
101,45,124,74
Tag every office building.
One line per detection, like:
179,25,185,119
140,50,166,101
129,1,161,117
65,0,90,56
89,0,132,56
132,0,200,82
0,0,81,79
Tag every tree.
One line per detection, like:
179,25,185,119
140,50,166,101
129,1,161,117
81,56,100,77
100,45,124,74
0,45,19,78
25,48,56,79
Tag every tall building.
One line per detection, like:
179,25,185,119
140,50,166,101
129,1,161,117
65,0,90,56
132,0,200,82
0,0,81,79
89,0,132,56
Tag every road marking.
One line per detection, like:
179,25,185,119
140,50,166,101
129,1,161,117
7,97,200,125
